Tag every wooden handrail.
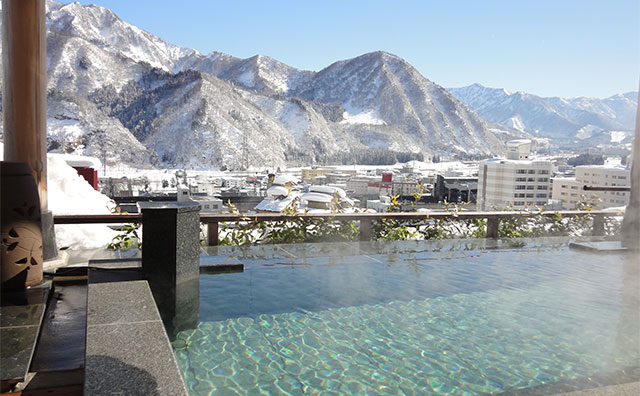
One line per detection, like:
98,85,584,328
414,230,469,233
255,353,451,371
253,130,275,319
53,210,620,246
53,214,141,224
53,210,619,225
198,210,618,223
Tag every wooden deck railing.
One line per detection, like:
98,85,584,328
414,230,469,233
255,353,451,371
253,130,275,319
54,210,621,246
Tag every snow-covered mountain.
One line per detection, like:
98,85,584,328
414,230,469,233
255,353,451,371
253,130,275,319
2,1,518,169
448,84,637,148
293,52,506,157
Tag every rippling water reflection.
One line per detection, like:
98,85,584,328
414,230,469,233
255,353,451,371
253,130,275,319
174,239,639,395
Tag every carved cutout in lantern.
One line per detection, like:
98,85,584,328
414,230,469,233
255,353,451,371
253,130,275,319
1,162,44,289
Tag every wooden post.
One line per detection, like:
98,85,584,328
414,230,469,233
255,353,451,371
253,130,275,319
2,0,48,211
360,219,372,241
207,222,219,246
593,214,605,236
2,0,57,260
486,217,500,238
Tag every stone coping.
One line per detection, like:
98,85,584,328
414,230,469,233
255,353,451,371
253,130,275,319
84,266,188,396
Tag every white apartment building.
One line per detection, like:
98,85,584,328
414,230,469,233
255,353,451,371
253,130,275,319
477,140,552,211
551,165,630,209
177,185,224,213
477,159,552,210
345,177,376,196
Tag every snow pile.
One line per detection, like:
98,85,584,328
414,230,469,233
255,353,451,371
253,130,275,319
610,131,628,143
340,110,387,125
48,155,118,249
48,152,102,169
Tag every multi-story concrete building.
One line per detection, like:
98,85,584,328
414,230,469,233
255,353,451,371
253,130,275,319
477,140,552,211
345,176,377,196
551,165,630,209
477,159,552,210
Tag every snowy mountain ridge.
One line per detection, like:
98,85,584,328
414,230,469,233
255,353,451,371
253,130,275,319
8,0,517,169
2,1,625,170
448,83,637,147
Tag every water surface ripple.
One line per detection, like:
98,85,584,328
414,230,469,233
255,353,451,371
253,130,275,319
175,239,639,395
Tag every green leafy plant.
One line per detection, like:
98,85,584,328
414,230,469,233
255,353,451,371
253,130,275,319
106,200,141,250
210,193,621,246
219,202,360,246
107,223,141,250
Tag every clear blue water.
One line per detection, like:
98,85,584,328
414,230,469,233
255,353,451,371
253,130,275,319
173,239,639,395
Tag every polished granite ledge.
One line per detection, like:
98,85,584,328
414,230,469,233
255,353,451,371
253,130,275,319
84,266,188,396
0,282,51,386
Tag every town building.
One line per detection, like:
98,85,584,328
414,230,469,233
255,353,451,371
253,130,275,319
177,185,224,213
551,165,630,209
433,175,478,203
301,167,357,181
477,140,552,211
506,139,532,160
366,195,393,212
345,176,377,196
345,173,424,199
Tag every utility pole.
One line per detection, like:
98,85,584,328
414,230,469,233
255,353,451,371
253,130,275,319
242,129,248,170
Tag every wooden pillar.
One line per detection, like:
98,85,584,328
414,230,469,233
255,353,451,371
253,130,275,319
360,218,373,241
2,0,48,211
486,217,500,239
207,222,219,246
621,90,640,248
593,214,605,236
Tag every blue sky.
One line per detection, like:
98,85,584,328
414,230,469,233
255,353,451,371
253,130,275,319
76,0,638,98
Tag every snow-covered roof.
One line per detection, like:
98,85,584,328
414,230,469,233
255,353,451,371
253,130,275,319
309,185,347,198
483,158,551,165
575,164,629,170
273,174,298,185
255,194,298,212
301,192,333,203
47,153,102,169
506,139,532,145
266,185,290,197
